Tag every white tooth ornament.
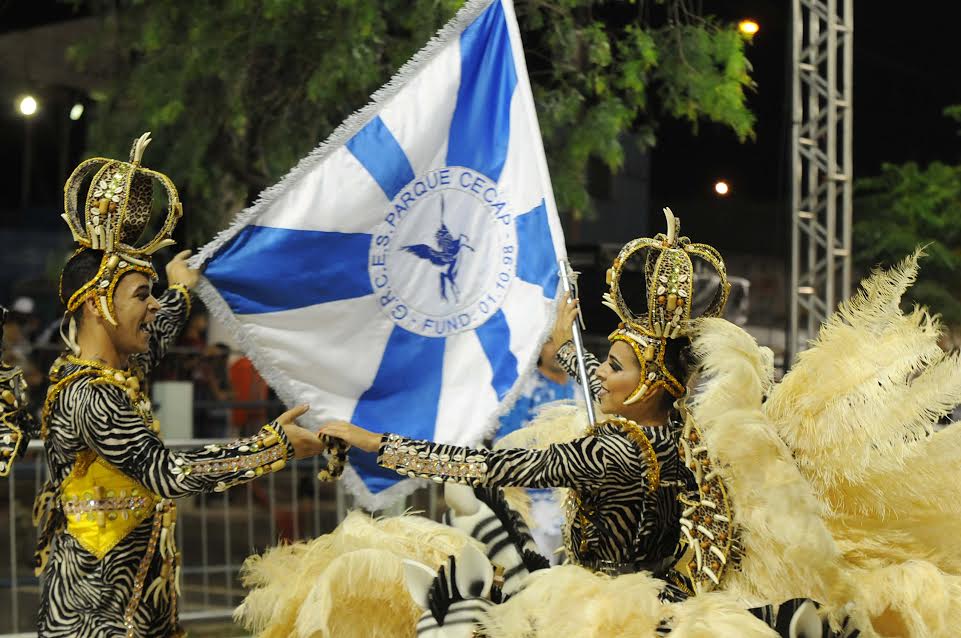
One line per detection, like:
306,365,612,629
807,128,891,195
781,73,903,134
144,238,177,254
160,528,169,558
682,526,702,570
703,565,720,585
709,545,727,565
98,296,119,326
125,255,153,267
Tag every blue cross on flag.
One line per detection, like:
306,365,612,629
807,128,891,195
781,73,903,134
195,0,566,508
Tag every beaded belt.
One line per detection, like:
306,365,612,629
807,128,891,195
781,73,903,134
62,488,153,523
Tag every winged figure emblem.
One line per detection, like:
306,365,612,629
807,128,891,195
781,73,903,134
401,196,475,302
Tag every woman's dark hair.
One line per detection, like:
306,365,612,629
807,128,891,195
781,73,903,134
663,336,695,391
59,249,105,308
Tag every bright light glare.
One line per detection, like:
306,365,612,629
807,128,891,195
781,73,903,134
18,95,38,116
69,103,84,121
714,180,730,196
738,19,760,36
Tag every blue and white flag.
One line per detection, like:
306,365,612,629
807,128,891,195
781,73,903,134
195,0,565,508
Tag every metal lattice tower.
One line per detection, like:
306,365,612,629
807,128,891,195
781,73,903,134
788,0,854,362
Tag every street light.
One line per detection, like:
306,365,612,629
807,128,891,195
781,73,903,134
69,103,84,121
18,95,38,117
738,19,760,36
714,180,730,196
16,95,39,210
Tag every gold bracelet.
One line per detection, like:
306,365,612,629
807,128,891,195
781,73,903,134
167,283,192,315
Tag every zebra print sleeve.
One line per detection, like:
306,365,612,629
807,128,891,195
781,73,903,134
378,431,643,491
555,340,603,400
71,379,294,497
133,285,190,373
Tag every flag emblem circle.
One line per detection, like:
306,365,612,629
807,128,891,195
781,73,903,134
368,166,518,337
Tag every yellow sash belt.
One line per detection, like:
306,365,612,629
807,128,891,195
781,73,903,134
60,450,159,559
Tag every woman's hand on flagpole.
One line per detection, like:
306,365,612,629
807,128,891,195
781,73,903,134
318,420,382,453
550,292,580,348
275,404,327,460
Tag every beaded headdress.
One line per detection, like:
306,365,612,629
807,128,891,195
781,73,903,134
60,132,182,327
0,307,35,477
602,208,729,404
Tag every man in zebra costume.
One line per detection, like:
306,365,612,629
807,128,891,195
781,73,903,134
21,134,329,638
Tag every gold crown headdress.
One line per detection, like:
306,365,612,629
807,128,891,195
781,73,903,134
60,132,183,327
602,208,730,404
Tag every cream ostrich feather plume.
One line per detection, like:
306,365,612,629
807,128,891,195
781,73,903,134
764,251,961,574
664,590,783,638
492,401,592,451
235,511,481,638
479,565,668,638
683,318,844,607
759,252,961,636
765,250,961,507
480,564,780,638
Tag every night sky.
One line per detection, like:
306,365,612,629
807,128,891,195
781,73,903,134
651,1,961,255
2,1,960,251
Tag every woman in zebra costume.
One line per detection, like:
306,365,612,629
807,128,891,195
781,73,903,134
267,209,960,636
18,135,330,638
322,208,714,584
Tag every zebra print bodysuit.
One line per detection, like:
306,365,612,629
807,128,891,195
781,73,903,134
36,287,295,637
378,340,694,573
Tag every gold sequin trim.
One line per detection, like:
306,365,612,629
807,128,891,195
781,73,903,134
378,434,488,485
123,500,175,637
167,283,192,316
186,444,286,476
588,417,660,492
674,405,740,594
41,368,106,439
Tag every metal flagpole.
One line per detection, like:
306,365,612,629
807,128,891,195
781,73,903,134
558,259,596,427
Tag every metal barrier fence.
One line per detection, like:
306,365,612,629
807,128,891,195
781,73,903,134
0,440,441,636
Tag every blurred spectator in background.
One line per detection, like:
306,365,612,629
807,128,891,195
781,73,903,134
181,306,210,350
174,305,234,437
1,297,43,391
229,355,270,436
492,336,581,564
192,342,233,437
